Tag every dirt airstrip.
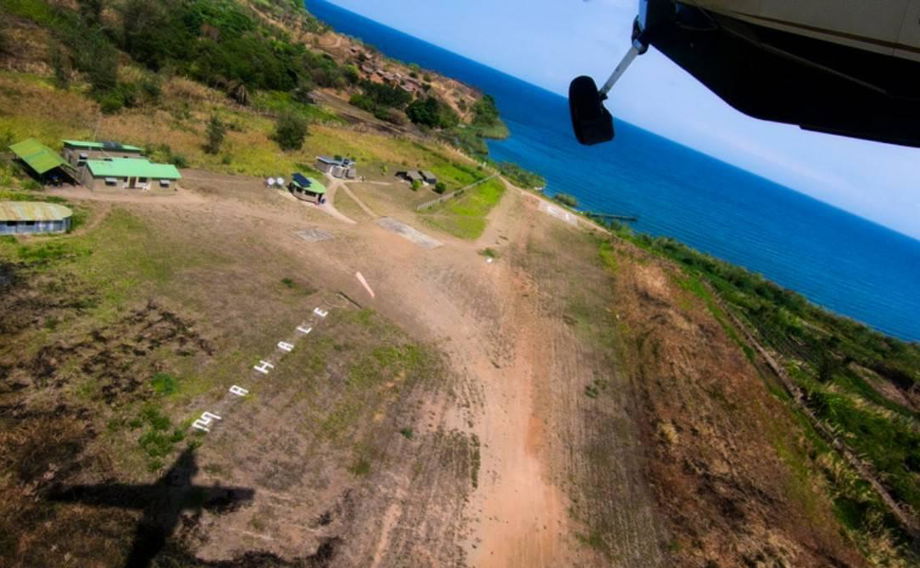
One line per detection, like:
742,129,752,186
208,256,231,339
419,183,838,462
0,170,861,567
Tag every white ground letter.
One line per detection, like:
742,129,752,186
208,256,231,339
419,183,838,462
229,385,249,396
192,411,222,432
253,360,275,374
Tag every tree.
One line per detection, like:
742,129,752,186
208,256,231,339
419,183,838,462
434,182,447,194
204,115,226,154
273,113,307,151
406,96,459,129
80,31,119,94
77,0,103,27
49,42,71,89
292,78,315,104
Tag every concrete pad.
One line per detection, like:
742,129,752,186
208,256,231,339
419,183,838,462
296,228,335,242
375,217,443,249
538,201,579,226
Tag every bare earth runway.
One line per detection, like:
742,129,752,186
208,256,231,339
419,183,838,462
47,173,665,567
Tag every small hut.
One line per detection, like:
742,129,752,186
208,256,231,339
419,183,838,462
315,156,357,179
289,173,327,204
396,170,424,184
0,201,73,234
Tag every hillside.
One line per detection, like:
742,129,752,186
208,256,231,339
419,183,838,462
0,1,917,568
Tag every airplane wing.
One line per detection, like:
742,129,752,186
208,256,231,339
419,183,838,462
650,1,920,146
571,0,920,147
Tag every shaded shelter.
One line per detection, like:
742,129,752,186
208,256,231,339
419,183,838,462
8,138,76,185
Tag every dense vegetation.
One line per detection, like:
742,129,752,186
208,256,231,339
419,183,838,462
349,80,412,123
3,0,348,112
496,161,545,189
406,96,460,129
607,225,920,560
471,95,500,128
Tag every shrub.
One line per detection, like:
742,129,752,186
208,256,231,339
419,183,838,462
169,153,188,168
151,373,178,395
434,181,447,194
273,112,308,151
204,114,226,154
49,42,71,89
553,193,578,208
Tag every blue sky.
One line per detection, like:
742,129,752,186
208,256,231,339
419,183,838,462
320,0,919,239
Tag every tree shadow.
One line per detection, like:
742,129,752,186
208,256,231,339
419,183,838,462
47,448,254,568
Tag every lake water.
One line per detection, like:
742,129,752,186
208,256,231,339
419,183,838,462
308,0,920,342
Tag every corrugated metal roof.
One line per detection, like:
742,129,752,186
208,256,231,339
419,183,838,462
291,175,326,194
0,201,73,222
8,138,68,175
304,177,326,194
62,140,144,152
85,158,181,179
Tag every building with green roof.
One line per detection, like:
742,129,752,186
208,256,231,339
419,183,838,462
289,173,327,204
81,158,182,191
0,201,73,234
8,138,75,183
62,140,145,168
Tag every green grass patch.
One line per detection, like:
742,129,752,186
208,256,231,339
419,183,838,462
136,405,185,471
251,90,344,124
420,177,505,239
349,456,371,476
150,372,179,396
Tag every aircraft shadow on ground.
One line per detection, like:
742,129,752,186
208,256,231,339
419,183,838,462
46,448,255,568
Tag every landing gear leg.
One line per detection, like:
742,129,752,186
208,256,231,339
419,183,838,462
569,0,670,145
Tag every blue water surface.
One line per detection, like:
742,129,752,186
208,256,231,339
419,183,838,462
308,0,920,341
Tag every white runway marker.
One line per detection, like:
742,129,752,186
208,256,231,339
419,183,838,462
192,411,222,432
229,385,249,397
355,272,376,298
